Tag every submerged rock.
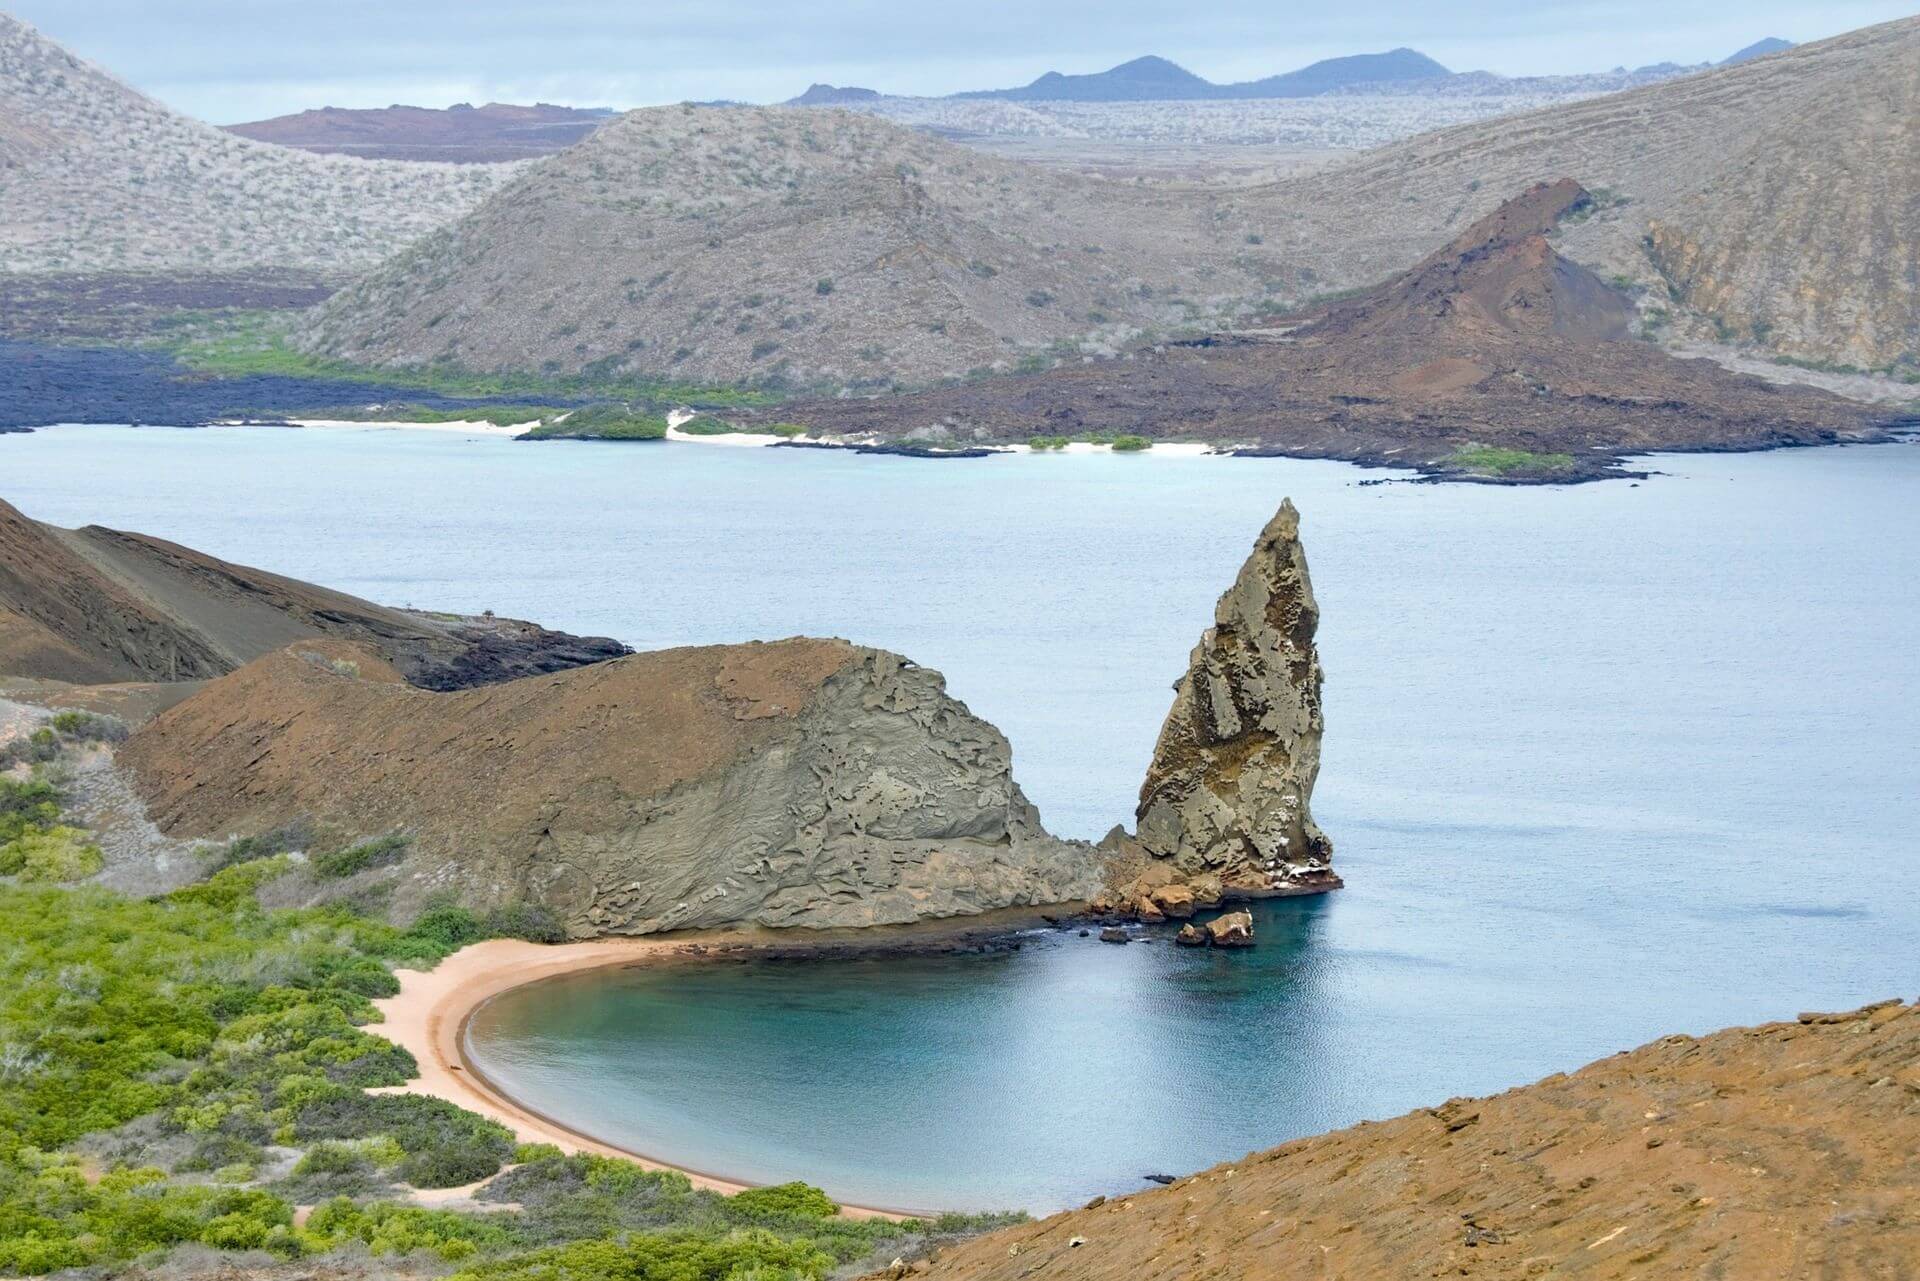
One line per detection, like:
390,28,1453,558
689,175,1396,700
1173,922,1208,947
1111,499,1339,910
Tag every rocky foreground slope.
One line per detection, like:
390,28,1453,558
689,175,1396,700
904,999,1920,1280
0,497,624,689
0,14,507,274
773,181,1887,478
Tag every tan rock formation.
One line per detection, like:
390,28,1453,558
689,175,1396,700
1119,499,1338,909
118,636,1102,935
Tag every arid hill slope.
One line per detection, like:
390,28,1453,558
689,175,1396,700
774,182,1887,479
908,999,1920,1280
120,637,1102,932
303,19,1917,385
0,15,508,273
0,497,623,688
1272,14,1920,368
224,102,613,162
295,105,1299,386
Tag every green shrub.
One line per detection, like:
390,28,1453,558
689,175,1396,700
725,1181,838,1221
1110,435,1152,452
673,415,736,435
1027,435,1069,451
1443,445,1576,476
447,1232,834,1281
0,826,102,882
312,833,411,879
523,405,669,441
484,902,568,945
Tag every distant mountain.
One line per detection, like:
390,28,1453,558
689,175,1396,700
1722,37,1794,65
953,49,1449,102
225,102,614,162
785,84,881,106
0,14,508,274
1226,48,1451,97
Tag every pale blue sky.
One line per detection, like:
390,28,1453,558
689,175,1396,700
9,0,1913,122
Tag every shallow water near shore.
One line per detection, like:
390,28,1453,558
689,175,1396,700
5,426,1919,1211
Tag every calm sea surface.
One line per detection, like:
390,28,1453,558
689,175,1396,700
5,425,1917,1212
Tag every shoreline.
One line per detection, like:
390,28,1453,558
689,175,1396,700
365,912,1072,1221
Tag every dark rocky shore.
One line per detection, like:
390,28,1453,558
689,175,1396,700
0,340,580,432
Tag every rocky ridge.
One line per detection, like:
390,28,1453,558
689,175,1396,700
0,497,625,689
118,637,1104,934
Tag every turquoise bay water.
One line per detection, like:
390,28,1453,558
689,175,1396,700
4,426,1918,1211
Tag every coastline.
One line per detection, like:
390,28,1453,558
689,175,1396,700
365,912,1071,1220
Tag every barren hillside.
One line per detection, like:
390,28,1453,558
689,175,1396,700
1268,14,1920,369
298,105,1297,385
0,497,624,688
774,183,1888,479
302,18,1918,386
908,999,1920,1281
0,14,509,274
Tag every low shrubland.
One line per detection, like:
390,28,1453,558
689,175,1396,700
520,404,669,440
0,773,1020,1276
1442,444,1577,476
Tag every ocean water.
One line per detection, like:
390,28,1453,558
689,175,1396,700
5,425,1918,1212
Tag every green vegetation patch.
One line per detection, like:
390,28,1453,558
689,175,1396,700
318,402,562,427
311,832,412,879
0,777,101,883
1028,435,1070,451
166,312,775,410
1443,445,1578,477
1110,435,1152,453
520,404,669,441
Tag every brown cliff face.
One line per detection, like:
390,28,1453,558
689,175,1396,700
905,1000,1920,1281
1115,499,1335,909
118,637,1101,934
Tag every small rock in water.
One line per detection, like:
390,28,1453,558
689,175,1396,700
1077,928,1090,937
1205,910,1256,947
1099,926,1130,944
1174,923,1208,947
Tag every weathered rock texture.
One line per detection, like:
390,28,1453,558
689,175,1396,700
0,497,625,691
1119,499,1336,906
119,637,1101,934
908,999,1920,1280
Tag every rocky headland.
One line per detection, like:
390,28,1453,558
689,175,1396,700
2,490,1339,944
118,636,1102,933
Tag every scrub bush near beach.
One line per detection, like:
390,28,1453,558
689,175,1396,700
0,783,1023,1277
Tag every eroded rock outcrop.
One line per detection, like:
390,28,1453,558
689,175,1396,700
119,636,1102,935
1104,499,1337,913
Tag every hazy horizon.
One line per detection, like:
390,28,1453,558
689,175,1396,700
6,0,1915,124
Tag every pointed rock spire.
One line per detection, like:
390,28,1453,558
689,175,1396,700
1131,498,1337,899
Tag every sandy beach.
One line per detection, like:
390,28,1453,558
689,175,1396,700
366,936,912,1219
285,417,532,436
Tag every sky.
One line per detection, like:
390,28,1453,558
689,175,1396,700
8,0,1915,123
